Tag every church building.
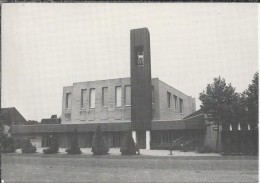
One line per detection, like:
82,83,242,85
11,28,213,150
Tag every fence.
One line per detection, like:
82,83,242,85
221,130,258,155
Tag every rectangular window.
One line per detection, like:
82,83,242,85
115,86,122,107
65,93,71,109
167,92,171,108
152,86,155,104
179,98,183,114
173,95,177,111
81,89,87,108
125,85,131,106
102,87,108,107
89,89,95,108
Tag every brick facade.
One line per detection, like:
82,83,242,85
157,80,196,120
61,78,196,124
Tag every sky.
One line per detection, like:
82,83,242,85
2,3,258,121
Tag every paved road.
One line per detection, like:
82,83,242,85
1,153,258,183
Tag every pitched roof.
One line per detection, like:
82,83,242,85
152,113,206,130
0,107,27,126
183,108,204,120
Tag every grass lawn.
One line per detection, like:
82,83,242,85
1,153,258,183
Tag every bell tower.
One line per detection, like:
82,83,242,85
130,28,152,149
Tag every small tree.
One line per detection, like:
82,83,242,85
66,129,81,154
22,138,37,154
43,135,59,154
120,131,137,155
1,134,16,153
199,76,239,152
91,126,109,155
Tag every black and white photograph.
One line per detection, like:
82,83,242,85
0,3,258,183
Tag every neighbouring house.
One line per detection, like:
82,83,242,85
0,107,27,126
41,115,61,125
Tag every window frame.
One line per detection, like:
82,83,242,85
80,89,87,109
167,91,172,109
65,93,71,109
115,86,122,107
102,87,108,107
173,95,177,111
179,98,183,114
124,85,131,107
89,88,96,109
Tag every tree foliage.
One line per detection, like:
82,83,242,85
26,120,39,125
66,129,81,154
199,73,258,129
199,76,239,126
244,72,258,129
120,131,137,155
22,138,37,154
91,126,109,155
1,134,16,153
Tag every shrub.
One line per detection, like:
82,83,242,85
180,139,195,152
43,135,59,154
91,126,109,155
21,138,37,154
1,134,17,153
66,129,81,155
120,131,137,155
14,138,26,149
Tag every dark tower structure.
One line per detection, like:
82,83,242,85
130,28,152,132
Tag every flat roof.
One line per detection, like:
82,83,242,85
11,114,206,134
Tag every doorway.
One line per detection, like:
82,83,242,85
136,131,146,149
